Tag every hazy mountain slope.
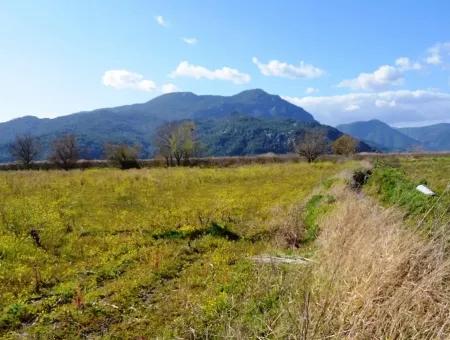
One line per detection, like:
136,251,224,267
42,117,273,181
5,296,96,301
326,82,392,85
398,123,450,151
337,119,420,151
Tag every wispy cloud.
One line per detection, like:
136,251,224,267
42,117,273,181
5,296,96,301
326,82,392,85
102,70,156,92
155,15,168,27
395,57,422,71
170,61,251,84
425,42,450,65
182,37,198,45
252,57,324,79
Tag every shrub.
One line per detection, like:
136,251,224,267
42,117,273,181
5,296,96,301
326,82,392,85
350,169,372,191
332,135,357,156
104,144,140,169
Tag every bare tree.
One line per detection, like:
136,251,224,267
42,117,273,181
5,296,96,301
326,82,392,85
295,130,328,163
10,135,41,168
49,134,80,170
154,121,198,166
332,134,358,156
179,121,198,164
104,143,140,169
154,122,177,166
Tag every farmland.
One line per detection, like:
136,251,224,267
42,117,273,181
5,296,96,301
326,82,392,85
0,162,353,338
0,157,449,338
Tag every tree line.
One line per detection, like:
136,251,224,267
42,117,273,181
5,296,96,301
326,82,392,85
8,121,358,169
8,121,199,170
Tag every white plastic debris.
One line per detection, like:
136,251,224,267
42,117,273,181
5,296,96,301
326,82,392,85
416,184,435,196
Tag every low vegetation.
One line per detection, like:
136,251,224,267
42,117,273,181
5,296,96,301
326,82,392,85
0,162,351,337
297,186,450,338
0,156,448,338
367,156,450,229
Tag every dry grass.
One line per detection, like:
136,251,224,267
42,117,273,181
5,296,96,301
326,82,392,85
270,203,306,249
307,186,450,339
214,181,450,339
2,160,448,338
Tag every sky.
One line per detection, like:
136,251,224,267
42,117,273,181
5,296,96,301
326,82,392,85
1,0,450,127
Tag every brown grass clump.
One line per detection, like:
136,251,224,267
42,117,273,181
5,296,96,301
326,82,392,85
309,187,450,339
270,203,306,249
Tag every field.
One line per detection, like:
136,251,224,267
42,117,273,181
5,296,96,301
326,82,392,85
0,162,354,338
1,157,449,339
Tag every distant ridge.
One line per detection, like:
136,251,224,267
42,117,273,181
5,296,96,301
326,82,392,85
398,123,450,151
337,119,421,152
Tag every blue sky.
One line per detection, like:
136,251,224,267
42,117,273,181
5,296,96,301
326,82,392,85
1,0,450,126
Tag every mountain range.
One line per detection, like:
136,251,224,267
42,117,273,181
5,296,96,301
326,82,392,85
0,89,369,161
337,119,450,152
0,89,448,162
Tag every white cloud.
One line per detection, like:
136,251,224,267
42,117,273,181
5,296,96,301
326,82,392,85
182,37,198,45
170,61,251,84
339,43,450,92
395,57,421,71
102,70,156,92
252,57,324,79
161,83,179,94
425,42,450,65
283,89,450,126
155,15,168,27
305,87,318,94
338,65,403,91
339,56,423,91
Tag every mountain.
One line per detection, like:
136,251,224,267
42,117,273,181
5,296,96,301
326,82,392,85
0,89,324,161
197,113,371,156
337,119,421,151
146,89,317,122
398,123,450,151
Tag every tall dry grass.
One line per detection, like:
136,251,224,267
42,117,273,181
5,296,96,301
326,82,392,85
306,187,450,339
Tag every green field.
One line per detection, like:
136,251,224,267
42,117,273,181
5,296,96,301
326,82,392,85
0,162,353,338
1,158,449,338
